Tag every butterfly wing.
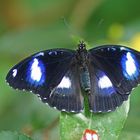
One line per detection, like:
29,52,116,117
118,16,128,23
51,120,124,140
6,49,83,112
88,45,140,112
42,61,84,112
88,67,129,113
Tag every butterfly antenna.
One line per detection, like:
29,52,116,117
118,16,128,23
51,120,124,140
61,17,77,35
61,17,83,43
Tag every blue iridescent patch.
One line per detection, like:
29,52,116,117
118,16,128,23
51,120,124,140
27,58,45,85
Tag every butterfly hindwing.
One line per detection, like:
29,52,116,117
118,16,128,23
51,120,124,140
88,65,129,113
41,61,84,112
87,45,140,112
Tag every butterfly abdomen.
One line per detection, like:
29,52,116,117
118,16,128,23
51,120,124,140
79,66,91,93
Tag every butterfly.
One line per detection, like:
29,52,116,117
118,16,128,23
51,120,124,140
6,42,140,113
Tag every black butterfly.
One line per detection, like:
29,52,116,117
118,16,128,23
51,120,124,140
6,42,140,113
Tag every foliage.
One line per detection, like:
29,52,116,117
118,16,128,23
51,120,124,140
0,131,32,140
0,0,140,139
60,100,129,140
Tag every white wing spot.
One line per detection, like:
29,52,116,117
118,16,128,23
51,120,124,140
53,107,57,110
120,47,126,51
57,76,71,88
30,58,42,82
125,52,137,76
48,51,57,55
61,109,66,112
48,52,52,55
12,69,17,77
35,52,44,57
107,48,110,51
112,48,116,51
98,75,113,89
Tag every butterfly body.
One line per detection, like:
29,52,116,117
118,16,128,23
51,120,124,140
6,42,140,113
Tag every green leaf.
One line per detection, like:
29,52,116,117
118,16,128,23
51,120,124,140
60,99,129,140
0,131,33,140
119,131,140,140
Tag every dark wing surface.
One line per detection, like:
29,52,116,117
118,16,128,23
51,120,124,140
6,49,83,112
88,45,140,112
42,61,84,112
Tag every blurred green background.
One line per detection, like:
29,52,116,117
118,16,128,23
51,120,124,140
0,0,140,139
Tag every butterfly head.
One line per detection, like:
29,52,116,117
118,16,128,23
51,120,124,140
77,41,86,51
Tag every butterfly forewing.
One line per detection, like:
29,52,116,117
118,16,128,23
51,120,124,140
89,45,140,95
6,49,76,100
